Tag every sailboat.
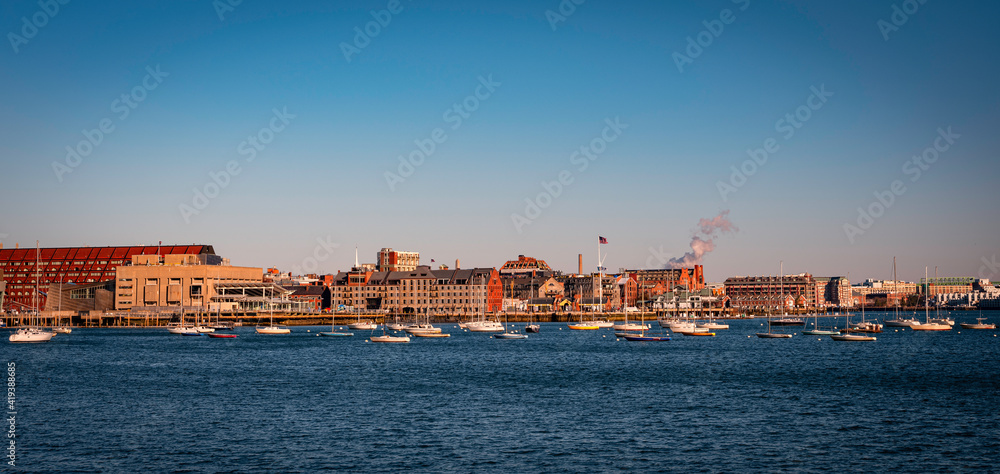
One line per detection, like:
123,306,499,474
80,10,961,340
51,282,71,334
622,310,670,341
320,307,353,337
467,275,504,332
802,308,840,335
757,264,792,339
613,275,648,332
927,267,955,327
369,314,410,343
830,305,876,341
911,267,951,332
256,285,291,334
885,258,919,327
9,242,54,343
493,308,527,339
523,276,540,333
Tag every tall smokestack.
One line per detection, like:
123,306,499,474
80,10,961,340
578,254,583,275
456,259,460,269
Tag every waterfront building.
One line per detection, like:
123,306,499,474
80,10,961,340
624,266,705,302
724,273,824,310
650,285,728,311
330,265,502,315
115,253,262,311
920,276,975,296
499,255,554,275
558,274,620,310
0,244,214,312
816,276,854,307
376,248,420,272
851,279,918,301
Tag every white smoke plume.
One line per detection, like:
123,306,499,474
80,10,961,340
666,210,738,269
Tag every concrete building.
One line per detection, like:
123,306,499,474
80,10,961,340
0,243,214,312
852,279,918,300
115,253,262,311
376,248,419,272
920,276,974,296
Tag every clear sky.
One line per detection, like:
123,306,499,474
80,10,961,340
1,0,998,283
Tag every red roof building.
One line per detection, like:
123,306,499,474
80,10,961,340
0,244,214,311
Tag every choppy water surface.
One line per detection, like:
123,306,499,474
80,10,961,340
8,311,1000,472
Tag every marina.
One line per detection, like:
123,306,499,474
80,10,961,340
6,314,997,472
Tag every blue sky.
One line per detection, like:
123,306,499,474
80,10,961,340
1,0,998,283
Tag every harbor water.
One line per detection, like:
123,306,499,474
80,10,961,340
7,311,999,472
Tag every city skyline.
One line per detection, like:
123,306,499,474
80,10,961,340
2,1,999,283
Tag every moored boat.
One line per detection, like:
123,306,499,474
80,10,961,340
959,317,996,330
830,333,876,341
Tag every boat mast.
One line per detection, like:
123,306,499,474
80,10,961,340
924,266,929,323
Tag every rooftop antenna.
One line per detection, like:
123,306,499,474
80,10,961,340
354,245,359,269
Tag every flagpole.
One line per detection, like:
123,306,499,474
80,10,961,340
597,237,602,312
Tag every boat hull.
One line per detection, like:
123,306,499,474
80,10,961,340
567,324,599,330
9,328,54,343
370,335,410,343
910,323,951,331
256,326,291,334
412,332,450,338
830,334,876,341
623,335,670,341
802,330,840,335
208,334,238,338
319,332,354,337
959,323,997,330
756,333,792,338
525,325,540,333
493,333,528,339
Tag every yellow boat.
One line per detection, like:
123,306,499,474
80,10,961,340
567,324,600,330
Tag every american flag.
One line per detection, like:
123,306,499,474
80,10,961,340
431,259,435,262
598,236,608,244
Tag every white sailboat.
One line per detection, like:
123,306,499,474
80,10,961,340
911,266,951,332
757,263,792,339
256,285,291,334
9,242,53,343
884,258,919,328
51,282,71,334
830,302,876,341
